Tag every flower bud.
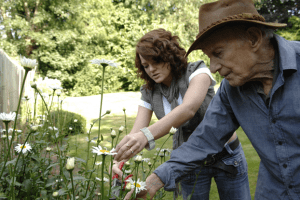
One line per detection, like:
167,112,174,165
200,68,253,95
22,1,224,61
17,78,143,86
134,155,142,163
125,182,132,190
125,161,130,166
169,127,178,135
46,147,52,152
52,191,59,197
56,90,61,96
69,127,72,130
123,107,126,112
119,126,124,133
148,162,152,166
30,125,39,132
66,157,75,171
105,110,111,114
30,82,37,89
111,130,116,138
74,119,78,123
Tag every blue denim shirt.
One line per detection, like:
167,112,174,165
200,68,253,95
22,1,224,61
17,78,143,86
154,35,300,199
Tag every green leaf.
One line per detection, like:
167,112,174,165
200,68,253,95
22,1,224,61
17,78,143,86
75,157,87,163
6,158,17,166
46,163,59,170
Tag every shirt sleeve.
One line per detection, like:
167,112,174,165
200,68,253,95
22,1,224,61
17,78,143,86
139,100,152,110
153,79,240,191
189,67,216,87
140,86,153,111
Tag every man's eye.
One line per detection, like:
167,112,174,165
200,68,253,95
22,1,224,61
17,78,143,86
213,51,222,57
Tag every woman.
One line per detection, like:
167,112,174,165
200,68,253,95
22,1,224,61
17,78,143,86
114,29,250,200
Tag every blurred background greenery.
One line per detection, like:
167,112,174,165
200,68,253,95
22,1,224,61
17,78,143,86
1,0,299,96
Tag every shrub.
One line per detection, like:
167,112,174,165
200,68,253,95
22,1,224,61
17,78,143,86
49,110,86,136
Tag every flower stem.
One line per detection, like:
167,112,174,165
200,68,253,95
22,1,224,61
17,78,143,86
69,170,76,200
101,155,106,200
123,110,128,135
146,134,171,177
11,131,33,200
85,65,106,196
108,138,114,197
133,162,140,199
96,65,105,145
0,69,29,179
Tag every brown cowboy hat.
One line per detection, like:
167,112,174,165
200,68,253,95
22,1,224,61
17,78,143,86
186,0,287,57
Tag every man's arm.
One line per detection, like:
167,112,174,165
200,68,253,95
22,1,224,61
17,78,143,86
154,80,240,191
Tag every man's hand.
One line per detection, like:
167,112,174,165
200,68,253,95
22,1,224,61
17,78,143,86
124,173,164,200
114,132,148,162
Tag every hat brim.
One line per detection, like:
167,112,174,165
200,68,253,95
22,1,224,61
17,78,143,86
185,19,287,57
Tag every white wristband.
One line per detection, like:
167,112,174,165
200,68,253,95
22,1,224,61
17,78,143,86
140,127,155,151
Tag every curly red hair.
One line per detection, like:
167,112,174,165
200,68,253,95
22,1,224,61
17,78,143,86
135,29,187,90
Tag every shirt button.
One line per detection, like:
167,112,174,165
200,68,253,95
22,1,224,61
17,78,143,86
283,164,287,168
234,161,238,165
278,141,283,145
289,185,293,189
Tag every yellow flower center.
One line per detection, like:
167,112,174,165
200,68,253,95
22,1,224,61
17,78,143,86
134,183,141,188
21,145,26,149
100,150,109,153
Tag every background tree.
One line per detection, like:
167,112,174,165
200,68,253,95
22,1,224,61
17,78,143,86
1,0,298,96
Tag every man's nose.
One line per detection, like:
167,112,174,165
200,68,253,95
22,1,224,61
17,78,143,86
209,59,221,74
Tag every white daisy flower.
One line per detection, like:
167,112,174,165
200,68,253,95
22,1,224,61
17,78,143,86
74,119,78,123
95,161,102,166
142,158,150,163
48,126,58,131
20,55,38,70
91,145,117,156
15,142,32,154
0,112,16,122
56,90,61,96
91,140,97,144
8,128,13,133
125,169,132,174
90,59,118,68
128,178,147,194
95,177,109,182
85,137,90,142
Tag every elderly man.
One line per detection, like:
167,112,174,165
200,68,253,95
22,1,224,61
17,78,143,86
123,0,300,199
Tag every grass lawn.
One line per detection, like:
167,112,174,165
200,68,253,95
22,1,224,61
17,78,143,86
67,110,260,199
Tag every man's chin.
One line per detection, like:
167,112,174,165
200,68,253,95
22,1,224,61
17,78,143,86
227,79,245,87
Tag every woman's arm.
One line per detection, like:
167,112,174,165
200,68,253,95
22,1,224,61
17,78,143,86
114,73,212,162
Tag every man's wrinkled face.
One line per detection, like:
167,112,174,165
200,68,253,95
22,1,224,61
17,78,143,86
201,27,257,87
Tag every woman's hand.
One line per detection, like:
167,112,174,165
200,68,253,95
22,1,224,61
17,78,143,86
111,161,123,181
114,132,148,162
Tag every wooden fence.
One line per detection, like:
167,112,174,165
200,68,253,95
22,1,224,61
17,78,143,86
0,49,35,119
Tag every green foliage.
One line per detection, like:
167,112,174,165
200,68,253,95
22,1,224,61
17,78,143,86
276,16,300,41
256,0,300,25
3,0,298,94
50,110,87,136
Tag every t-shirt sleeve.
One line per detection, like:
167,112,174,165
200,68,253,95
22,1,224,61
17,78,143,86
140,86,153,111
188,61,216,87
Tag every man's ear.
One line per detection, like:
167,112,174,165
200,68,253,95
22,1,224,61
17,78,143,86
246,27,263,52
